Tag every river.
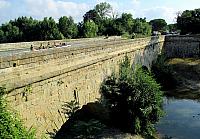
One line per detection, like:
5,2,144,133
154,58,200,139
156,97,200,139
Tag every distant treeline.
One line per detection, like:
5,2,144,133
177,8,200,35
0,2,198,43
0,2,152,43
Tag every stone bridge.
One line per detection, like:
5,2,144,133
0,35,199,138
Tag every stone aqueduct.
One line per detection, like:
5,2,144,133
0,35,200,138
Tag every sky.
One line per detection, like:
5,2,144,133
0,0,200,24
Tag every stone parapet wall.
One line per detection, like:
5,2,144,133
164,35,200,58
0,37,162,69
0,36,122,51
0,36,164,91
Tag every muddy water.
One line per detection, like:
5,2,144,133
156,97,200,139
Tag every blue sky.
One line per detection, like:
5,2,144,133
0,0,200,24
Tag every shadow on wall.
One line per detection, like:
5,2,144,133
131,35,161,70
52,101,111,139
52,36,164,139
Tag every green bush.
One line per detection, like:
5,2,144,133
121,32,131,39
0,87,35,139
83,20,98,38
100,56,164,138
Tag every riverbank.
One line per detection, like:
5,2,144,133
156,58,200,139
165,58,200,100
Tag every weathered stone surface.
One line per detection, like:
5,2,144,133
164,35,200,58
0,36,165,138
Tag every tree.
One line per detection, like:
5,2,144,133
177,8,200,34
167,23,177,32
101,19,117,36
0,29,6,43
83,9,103,35
83,2,112,36
77,22,84,38
1,23,22,43
83,20,98,38
112,19,124,36
9,16,38,41
133,19,143,34
0,16,64,42
83,9,100,23
58,16,78,39
100,56,164,137
141,22,152,36
149,19,167,32
121,13,134,34
95,2,112,19
38,17,63,40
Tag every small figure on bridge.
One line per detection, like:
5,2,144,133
30,45,35,51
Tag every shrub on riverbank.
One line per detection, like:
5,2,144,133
0,87,35,139
151,55,177,90
100,56,164,138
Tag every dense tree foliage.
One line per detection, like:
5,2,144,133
0,16,63,43
94,2,112,19
38,17,63,41
83,20,98,38
84,2,152,37
83,9,100,23
9,17,38,41
177,9,200,34
167,23,177,33
0,2,153,43
58,16,78,39
149,19,167,32
133,18,152,36
0,23,21,43
100,56,164,137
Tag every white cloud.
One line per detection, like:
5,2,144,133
140,6,177,23
114,0,141,18
131,0,140,6
0,0,10,9
25,0,90,22
0,0,187,25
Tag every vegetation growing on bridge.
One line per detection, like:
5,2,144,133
100,56,164,137
0,87,35,139
55,56,164,138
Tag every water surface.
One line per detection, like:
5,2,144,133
156,97,200,139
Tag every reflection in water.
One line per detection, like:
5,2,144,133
156,97,200,139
